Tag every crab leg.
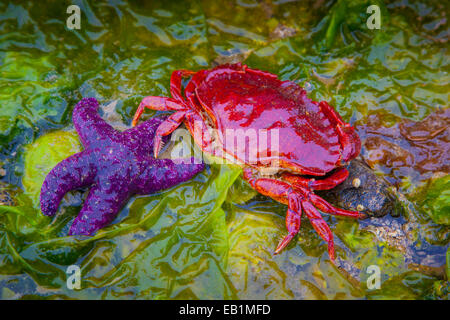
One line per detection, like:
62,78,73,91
170,70,195,103
243,168,363,261
275,193,302,253
301,200,335,261
153,111,186,157
132,96,185,126
133,69,215,158
178,70,223,156
308,191,366,218
243,170,302,252
281,169,365,218
131,96,190,157
282,167,349,190
184,111,215,154
243,169,318,255
292,184,364,218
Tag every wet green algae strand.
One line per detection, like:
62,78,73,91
0,0,448,299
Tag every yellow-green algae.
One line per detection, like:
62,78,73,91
0,0,448,299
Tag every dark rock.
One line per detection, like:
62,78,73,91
318,158,403,218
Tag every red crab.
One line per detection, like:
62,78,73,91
132,63,366,262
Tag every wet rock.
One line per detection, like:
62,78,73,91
0,182,18,206
101,100,129,132
363,220,409,253
211,49,252,67
359,212,448,277
399,109,449,142
319,158,402,218
357,108,450,187
360,217,413,261
269,24,298,41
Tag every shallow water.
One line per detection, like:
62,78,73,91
0,0,448,299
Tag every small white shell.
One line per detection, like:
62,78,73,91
352,178,361,188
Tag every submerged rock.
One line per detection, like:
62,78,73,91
357,108,449,189
211,49,253,67
269,24,298,40
0,182,18,206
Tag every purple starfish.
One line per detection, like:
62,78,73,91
40,98,204,235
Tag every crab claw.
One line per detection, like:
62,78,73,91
153,136,165,159
152,111,187,158
337,124,361,164
132,102,146,127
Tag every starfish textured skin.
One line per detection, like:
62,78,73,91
40,98,204,235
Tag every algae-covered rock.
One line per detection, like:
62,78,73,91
22,130,82,205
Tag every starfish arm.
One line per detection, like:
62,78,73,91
134,157,204,194
72,98,118,148
40,149,97,217
68,185,130,236
121,116,166,154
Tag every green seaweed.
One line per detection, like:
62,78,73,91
0,0,448,300
0,52,76,142
416,176,450,226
